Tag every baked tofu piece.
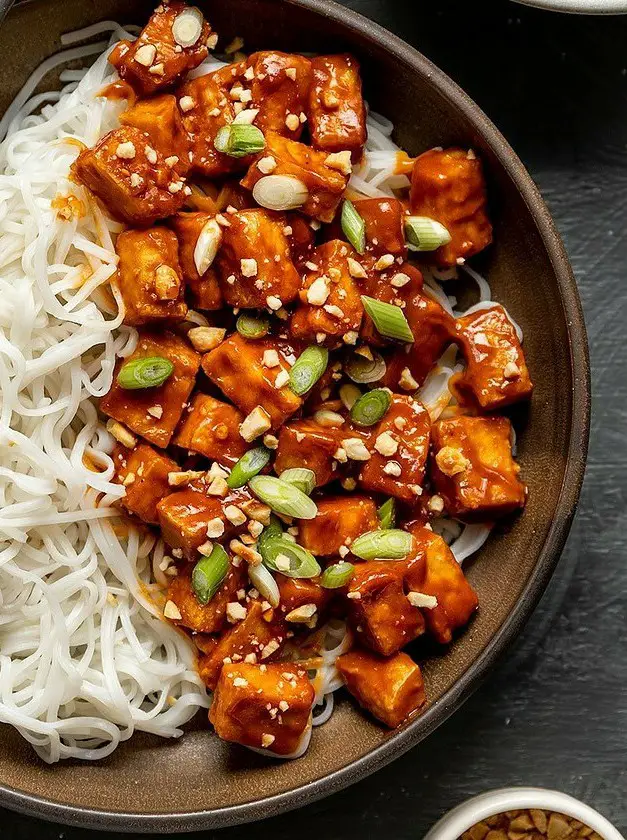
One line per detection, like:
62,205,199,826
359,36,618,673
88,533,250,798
274,419,343,487
354,198,407,259
246,51,312,139
430,415,526,521
166,560,247,634
357,262,423,348
359,396,431,502
113,443,178,524
73,127,187,226
346,561,424,656
173,393,247,466
216,210,300,308
299,496,378,556
286,214,316,270
290,240,364,344
101,330,200,448
409,147,493,268
337,649,426,728
202,333,302,429
119,94,191,174
241,132,350,223
455,305,533,410
108,2,212,96
209,661,314,755
169,212,223,310
276,577,330,617
405,524,478,644
115,227,187,326
308,54,367,160
199,602,285,690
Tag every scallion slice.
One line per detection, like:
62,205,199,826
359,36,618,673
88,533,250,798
252,174,309,211
404,215,451,252
377,498,396,530
289,346,329,396
341,199,366,255
214,123,265,158
236,311,270,339
260,536,321,579
249,475,318,519
345,350,386,384
350,529,413,560
350,388,391,426
361,295,414,343
258,514,284,553
320,561,355,589
248,562,280,607
117,356,174,390
279,468,316,495
191,544,229,604
227,446,271,489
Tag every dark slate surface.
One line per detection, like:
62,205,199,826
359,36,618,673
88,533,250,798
4,0,626,836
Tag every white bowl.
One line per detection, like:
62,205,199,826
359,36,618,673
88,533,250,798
423,788,625,840
513,0,627,12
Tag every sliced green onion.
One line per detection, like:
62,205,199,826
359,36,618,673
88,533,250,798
191,544,229,604
117,356,174,390
252,175,309,211
345,350,386,384
227,446,271,489
350,388,391,427
321,561,355,589
404,215,451,252
279,468,316,495
248,562,280,607
261,536,321,579
350,529,413,560
377,498,396,530
236,311,270,339
249,475,318,519
258,514,283,554
289,346,329,396
341,199,366,255
214,123,265,158
339,382,361,410
361,295,414,343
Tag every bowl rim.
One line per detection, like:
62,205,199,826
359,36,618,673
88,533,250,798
512,0,627,13
0,0,591,832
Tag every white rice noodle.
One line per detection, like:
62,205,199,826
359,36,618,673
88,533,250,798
312,692,334,727
60,21,140,46
416,345,462,422
459,263,492,302
449,523,493,564
349,110,409,198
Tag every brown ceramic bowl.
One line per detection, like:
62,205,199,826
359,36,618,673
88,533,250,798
0,0,590,832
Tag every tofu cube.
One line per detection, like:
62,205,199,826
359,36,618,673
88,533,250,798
299,495,378,556
404,524,478,644
166,560,247,634
346,561,424,656
455,304,533,410
308,54,367,160
202,333,302,429
113,443,178,524
359,396,431,502
409,147,493,267
208,661,315,755
274,419,343,487
430,415,526,521
358,262,424,347
354,198,407,259
119,94,191,174
286,214,316,270
115,227,187,326
108,2,212,95
173,393,247,466
100,330,200,448
336,649,426,727
247,51,312,139
241,132,349,223
276,577,330,618
169,212,223,310
216,209,300,308
72,127,187,226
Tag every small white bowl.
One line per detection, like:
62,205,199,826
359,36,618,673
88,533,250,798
513,0,627,12
423,788,625,840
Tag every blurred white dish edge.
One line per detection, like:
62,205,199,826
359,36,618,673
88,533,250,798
514,0,627,12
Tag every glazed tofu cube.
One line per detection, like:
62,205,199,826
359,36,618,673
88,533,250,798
119,94,191,174
455,305,533,410
430,415,526,521
336,649,426,728
216,209,300,308
353,198,407,259
247,51,312,139
166,560,247,634
299,496,378,556
208,661,314,755
357,262,423,347
172,393,247,466
241,132,349,223
286,214,316,270
274,419,343,487
202,333,302,429
199,601,286,689
72,127,187,226
276,577,330,618
169,212,223,310
113,443,178,524
115,227,187,326
409,147,493,267
108,2,212,96
290,240,363,344
346,561,424,656
405,524,478,644
308,54,367,160
100,330,200,448
359,396,431,502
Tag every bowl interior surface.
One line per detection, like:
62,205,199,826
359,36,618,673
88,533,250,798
0,0,589,831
